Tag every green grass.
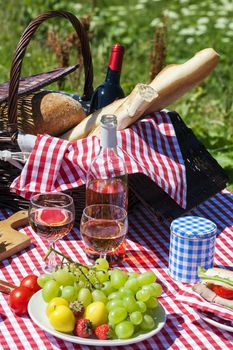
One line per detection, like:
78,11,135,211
0,0,232,190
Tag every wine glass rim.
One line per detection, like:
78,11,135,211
83,204,127,220
30,192,74,208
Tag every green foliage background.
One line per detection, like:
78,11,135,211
0,0,232,189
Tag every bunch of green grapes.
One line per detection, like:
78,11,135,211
37,258,163,339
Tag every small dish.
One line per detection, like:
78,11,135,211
198,311,233,333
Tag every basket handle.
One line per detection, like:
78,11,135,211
7,10,94,134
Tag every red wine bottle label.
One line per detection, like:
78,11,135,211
109,44,125,71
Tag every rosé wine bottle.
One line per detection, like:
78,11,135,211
85,114,128,264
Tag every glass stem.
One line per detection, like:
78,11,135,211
47,241,57,271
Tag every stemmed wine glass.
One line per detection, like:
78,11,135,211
29,192,75,272
80,204,128,260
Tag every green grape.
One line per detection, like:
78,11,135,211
140,314,155,331
108,307,127,325
136,301,147,313
108,291,122,300
110,269,128,289
87,270,98,285
42,280,60,302
149,283,163,297
130,311,143,325
96,270,109,283
37,274,52,288
78,287,92,307
137,271,156,286
53,269,75,286
115,320,134,339
61,285,77,302
136,288,151,302
145,297,159,309
101,281,116,296
128,271,139,279
118,287,133,298
123,296,138,313
92,289,108,304
94,258,109,270
107,299,124,311
124,278,139,293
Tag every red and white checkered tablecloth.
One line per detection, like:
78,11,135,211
10,111,187,209
1,189,233,350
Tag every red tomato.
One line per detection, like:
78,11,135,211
212,285,233,299
20,275,41,293
9,286,33,315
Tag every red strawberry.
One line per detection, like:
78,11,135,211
74,318,93,338
69,300,84,318
94,324,110,340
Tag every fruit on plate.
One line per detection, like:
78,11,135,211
94,324,110,340
84,301,108,327
74,318,93,338
49,304,75,333
39,254,163,339
69,300,85,318
46,297,69,317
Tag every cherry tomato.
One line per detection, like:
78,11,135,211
9,286,33,315
212,285,233,299
20,275,41,293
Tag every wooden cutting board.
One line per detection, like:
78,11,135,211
0,210,31,261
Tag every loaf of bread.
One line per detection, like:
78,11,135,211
61,48,219,141
16,91,86,136
146,48,219,113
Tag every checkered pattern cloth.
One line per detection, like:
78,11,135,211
1,189,233,350
10,111,187,209
169,216,217,283
176,284,233,321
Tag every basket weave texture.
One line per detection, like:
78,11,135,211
0,11,228,222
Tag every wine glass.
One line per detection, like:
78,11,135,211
80,204,128,261
29,192,75,272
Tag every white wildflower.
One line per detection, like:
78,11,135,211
181,8,192,16
215,17,228,29
179,27,196,35
150,18,161,27
187,37,195,44
163,9,178,19
73,3,82,11
196,25,207,35
222,37,230,43
229,23,233,30
135,4,145,10
197,17,209,25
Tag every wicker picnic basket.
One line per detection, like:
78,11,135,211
0,10,228,222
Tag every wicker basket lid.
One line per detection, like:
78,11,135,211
0,64,79,103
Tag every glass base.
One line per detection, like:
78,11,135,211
85,240,126,265
32,262,56,275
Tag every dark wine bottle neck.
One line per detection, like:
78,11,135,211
105,68,121,84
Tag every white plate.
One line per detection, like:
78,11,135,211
198,312,233,333
28,290,166,346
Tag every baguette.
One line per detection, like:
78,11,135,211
61,48,219,141
89,84,158,137
145,48,219,113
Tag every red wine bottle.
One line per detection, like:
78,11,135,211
89,44,125,113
